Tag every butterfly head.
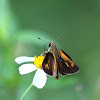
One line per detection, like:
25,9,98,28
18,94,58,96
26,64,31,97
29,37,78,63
49,42,56,47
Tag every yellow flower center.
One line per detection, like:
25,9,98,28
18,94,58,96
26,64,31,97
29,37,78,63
34,54,44,69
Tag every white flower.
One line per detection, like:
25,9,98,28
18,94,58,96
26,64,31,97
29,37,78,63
15,55,47,89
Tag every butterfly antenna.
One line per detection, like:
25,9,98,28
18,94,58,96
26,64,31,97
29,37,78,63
37,37,49,51
56,36,61,42
37,37,47,42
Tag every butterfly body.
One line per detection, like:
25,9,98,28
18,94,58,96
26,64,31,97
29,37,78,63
42,42,79,79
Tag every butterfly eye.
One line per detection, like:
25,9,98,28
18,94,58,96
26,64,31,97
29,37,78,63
49,43,51,47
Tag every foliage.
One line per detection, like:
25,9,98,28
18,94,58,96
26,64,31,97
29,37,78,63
0,0,100,100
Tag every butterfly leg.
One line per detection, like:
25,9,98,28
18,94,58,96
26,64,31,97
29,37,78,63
55,71,59,80
41,51,48,56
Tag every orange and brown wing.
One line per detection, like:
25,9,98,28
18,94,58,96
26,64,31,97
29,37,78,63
42,52,54,76
58,50,79,75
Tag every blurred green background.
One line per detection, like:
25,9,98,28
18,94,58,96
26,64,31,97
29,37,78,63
0,0,100,100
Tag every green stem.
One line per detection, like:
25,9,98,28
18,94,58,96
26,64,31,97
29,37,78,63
20,83,33,100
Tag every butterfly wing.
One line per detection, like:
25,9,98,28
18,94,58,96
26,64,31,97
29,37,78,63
58,50,79,75
42,52,54,76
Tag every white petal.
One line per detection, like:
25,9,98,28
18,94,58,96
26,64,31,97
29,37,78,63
15,56,35,64
32,68,47,89
19,64,37,75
